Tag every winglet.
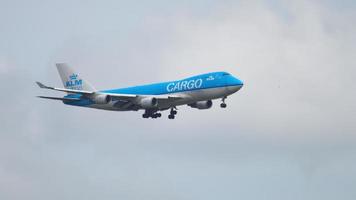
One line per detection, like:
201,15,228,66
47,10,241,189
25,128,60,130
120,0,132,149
36,82,52,89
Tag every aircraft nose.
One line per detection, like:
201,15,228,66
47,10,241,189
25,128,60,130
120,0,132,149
235,78,243,86
231,76,243,86
226,76,243,93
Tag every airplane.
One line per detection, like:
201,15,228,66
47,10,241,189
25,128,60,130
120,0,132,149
36,63,244,119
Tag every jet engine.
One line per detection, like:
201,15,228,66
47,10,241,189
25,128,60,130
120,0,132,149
188,100,213,110
139,97,158,108
93,94,111,104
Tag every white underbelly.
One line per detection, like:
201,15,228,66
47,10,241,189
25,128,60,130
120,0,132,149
87,85,241,111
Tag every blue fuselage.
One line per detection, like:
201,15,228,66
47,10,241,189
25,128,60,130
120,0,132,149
65,71,243,109
103,72,243,95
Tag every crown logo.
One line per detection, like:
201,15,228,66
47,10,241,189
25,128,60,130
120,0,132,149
69,74,78,80
206,75,214,81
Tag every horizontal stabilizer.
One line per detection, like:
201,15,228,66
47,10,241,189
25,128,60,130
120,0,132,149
37,96,81,101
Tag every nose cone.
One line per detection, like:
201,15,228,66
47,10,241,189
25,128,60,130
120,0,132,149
227,75,243,86
226,75,243,93
234,77,243,86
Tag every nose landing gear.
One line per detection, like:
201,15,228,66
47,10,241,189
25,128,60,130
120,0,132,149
220,97,227,108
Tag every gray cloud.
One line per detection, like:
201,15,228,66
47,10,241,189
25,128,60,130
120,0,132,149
0,0,356,200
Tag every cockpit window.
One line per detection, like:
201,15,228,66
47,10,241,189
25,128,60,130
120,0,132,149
222,72,230,76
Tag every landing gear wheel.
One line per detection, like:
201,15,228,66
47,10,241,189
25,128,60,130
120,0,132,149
168,107,177,119
142,114,149,118
170,108,177,115
152,113,161,118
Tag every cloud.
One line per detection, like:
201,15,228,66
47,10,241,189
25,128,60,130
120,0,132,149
146,0,356,139
0,57,13,75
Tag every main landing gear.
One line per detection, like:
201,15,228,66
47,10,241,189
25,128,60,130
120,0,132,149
142,110,162,119
142,107,178,120
168,107,177,119
220,96,227,108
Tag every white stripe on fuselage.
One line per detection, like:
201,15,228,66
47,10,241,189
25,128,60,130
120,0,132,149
87,85,242,111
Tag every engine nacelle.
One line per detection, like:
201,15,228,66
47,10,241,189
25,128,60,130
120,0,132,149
139,97,158,108
188,100,213,110
93,94,111,104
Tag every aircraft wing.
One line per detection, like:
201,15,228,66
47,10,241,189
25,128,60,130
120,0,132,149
104,93,182,101
37,96,81,101
36,82,94,95
36,82,183,103
108,94,183,110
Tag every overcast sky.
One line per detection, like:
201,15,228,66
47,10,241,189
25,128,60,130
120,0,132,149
1,0,356,200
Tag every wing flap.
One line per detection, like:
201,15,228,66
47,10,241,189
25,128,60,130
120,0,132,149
106,93,183,101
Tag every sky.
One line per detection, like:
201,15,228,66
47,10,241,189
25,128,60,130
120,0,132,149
1,0,356,199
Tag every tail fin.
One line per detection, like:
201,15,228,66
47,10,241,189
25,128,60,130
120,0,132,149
56,63,96,91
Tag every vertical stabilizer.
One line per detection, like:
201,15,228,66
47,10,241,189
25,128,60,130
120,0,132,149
56,63,96,91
